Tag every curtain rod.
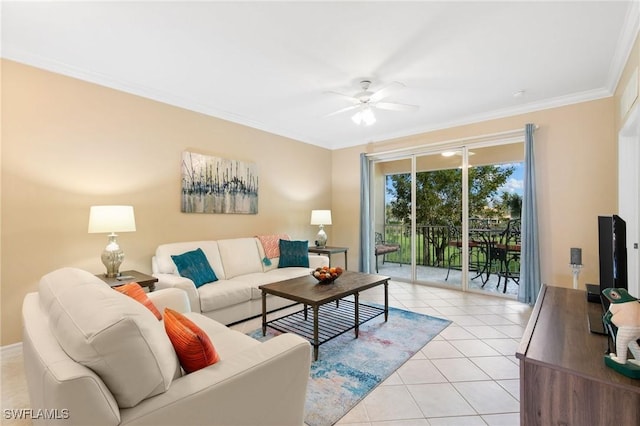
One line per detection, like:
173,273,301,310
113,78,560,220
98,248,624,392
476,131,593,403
365,125,537,159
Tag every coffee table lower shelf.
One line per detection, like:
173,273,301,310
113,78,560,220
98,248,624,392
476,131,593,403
264,299,384,359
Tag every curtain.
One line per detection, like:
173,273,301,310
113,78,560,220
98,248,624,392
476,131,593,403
359,153,372,273
519,123,542,304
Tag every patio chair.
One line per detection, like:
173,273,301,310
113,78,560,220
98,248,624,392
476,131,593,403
445,219,488,281
374,232,401,273
492,218,521,293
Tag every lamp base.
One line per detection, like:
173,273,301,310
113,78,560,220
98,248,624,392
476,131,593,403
315,226,327,248
102,233,124,278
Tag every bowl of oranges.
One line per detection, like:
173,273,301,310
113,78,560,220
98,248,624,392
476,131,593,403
311,266,343,284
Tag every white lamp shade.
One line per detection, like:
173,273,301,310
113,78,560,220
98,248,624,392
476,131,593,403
88,205,136,233
310,210,332,225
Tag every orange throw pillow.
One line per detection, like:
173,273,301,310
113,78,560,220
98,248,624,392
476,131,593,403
163,308,220,373
114,282,162,320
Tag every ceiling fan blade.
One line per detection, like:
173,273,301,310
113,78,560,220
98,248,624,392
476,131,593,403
323,90,360,104
369,81,405,103
325,104,361,117
374,101,419,112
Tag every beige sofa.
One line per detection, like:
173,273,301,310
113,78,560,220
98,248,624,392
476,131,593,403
22,267,311,426
151,237,329,325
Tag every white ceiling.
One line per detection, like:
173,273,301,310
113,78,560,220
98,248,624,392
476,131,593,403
2,1,639,150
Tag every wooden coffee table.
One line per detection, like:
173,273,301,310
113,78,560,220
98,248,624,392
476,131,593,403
259,271,389,360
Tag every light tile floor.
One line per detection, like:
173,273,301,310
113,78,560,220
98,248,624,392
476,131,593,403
327,280,531,426
2,280,531,426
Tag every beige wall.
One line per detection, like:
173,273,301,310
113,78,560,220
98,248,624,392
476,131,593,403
1,60,332,345
332,98,617,293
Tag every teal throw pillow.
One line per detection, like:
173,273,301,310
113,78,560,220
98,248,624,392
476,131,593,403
171,248,218,288
278,239,310,268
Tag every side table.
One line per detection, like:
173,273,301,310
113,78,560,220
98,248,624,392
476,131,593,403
95,270,158,292
308,246,348,269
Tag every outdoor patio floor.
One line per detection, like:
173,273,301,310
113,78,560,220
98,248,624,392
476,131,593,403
376,262,519,298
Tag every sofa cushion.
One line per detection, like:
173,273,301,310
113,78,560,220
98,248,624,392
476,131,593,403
278,240,310,268
198,280,252,312
114,282,162,320
217,238,263,278
229,272,284,300
245,267,315,300
172,248,218,288
38,268,179,408
164,308,220,373
155,241,226,279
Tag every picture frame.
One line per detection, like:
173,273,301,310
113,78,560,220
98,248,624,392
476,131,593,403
181,151,258,214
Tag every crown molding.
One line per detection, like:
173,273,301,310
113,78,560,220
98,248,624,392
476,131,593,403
606,0,640,92
1,43,624,152
2,47,324,147
332,87,613,150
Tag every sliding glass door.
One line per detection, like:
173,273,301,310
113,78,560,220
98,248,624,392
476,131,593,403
372,158,410,277
374,149,464,288
413,149,464,288
465,144,524,296
370,140,524,297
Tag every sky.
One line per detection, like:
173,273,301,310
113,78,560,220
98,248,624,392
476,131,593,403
498,163,524,196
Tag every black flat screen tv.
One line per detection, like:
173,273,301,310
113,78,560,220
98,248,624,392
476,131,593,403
598,215,628,310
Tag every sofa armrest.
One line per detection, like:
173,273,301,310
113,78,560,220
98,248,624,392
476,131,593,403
309,253,330,269
119,334,311,426
152,273,201,314
147,288,191,314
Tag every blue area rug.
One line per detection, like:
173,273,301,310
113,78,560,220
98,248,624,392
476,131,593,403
248,305,451,426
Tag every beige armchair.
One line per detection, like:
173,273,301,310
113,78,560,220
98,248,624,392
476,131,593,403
22,268,311,425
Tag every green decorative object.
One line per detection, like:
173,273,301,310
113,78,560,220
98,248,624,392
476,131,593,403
601,288,640,379
604,355,640,379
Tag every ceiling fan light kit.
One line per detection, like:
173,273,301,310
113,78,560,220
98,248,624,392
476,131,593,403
326,79,419,126
352,106,376,126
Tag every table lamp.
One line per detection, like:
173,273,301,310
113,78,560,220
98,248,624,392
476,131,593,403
311,210,332,248
88,205,136,277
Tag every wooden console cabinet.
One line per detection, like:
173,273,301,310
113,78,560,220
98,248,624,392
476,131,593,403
516,285,640,425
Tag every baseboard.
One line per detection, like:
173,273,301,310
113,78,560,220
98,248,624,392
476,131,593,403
1,342,23,357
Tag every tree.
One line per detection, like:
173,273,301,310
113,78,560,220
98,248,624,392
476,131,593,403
387,165,514,225
386,165,515,264
500,191,522,218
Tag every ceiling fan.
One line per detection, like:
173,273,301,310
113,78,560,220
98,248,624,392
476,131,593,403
325,80,419,126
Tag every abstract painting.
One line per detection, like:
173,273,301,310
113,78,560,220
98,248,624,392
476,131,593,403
181,151,258,214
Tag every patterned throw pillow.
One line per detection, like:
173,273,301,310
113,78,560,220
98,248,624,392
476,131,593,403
171,248,218,288
278,239,310,268
256,234,290,259
114,282,162,320
163,308,220,374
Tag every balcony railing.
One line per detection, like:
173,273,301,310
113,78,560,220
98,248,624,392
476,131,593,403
379,223,520,273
